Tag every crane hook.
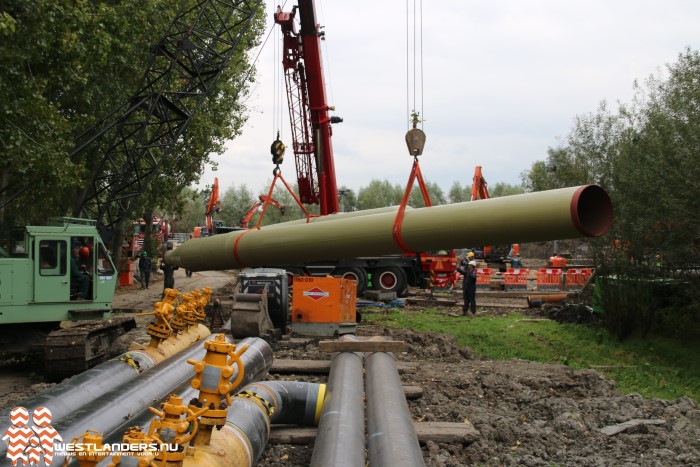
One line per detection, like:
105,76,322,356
271,131,286,165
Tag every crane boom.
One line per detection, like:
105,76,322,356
205,177,222,233
275,0,340,215
471,165,490,201
74,0,263,245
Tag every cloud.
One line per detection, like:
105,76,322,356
199,0,700,196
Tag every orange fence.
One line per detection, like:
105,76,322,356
504,268,529,290
565,268,594,289
536,268,563,290
476,268,493,289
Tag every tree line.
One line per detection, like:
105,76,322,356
173,177,525,233
520,48,700,339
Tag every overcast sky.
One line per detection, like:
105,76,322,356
196,0,699,197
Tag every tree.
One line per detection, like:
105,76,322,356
0,0,265,239
520,102,624,192
409,181,446,207
356,180,403,210
337,186,357,212
448,181,470,203
489,182,525,198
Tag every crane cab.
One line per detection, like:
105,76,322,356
0,217,117,326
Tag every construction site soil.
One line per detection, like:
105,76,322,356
2,269,699,466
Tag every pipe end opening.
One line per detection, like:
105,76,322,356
571,185,613,237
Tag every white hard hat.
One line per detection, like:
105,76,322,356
468,261,477,267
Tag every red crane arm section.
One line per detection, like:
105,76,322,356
205,177,221,232
471,166,490,201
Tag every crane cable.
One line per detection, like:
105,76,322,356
317,0,336,109
406,0,424,130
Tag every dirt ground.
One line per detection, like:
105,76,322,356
2,272,700,466
259,319,700,467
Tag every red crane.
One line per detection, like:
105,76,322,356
274,0,341,215
240,195,286,228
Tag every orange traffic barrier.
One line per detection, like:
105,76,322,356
504,268,529,291
476,268,493,289
537,268,563,291
565,268,593,289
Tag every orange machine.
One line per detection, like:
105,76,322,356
291,276,357,336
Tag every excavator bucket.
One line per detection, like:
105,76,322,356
227,284,275,338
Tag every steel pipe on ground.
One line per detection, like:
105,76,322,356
0,324,210,458
54,337,271,466
189,380,327,467
166,185,613,271
366,349,425,467
99,337,274,443
244,381,326,426
310,337,365,467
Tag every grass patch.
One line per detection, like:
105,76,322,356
364,308,700,403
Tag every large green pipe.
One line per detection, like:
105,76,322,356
166,185,612,271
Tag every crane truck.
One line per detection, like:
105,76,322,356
259,0,457,295
0,0,263,378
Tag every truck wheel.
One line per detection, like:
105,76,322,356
372,267,407,294
332,267,368,295
284,269,300,288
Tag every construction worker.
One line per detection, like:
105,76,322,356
510,254,523,268
457,255,478,315
138,251,152,289
70,243,90,299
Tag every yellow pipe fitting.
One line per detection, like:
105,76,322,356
189,289,208,324
107,426,159,467
135,299,176,348
178,293,200,329
68,431,110,466
146,394,208,465
184,423,256,467
187,334,248,447
163,287,180,304
185,394,271,467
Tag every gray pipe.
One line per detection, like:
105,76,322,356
366,350,425,467
310,337,365,467
53,337,272,465
243,380,325,426
94,337,272,439
0,341,173,442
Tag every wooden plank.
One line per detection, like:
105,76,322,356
275,337,315,349
271,359,417,375
403,385,423,400
268,421,479,445
271,359,331,374
318,340,406,353
269,426,317,444
414,421,480,444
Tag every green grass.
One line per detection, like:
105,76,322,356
364,308,700,403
